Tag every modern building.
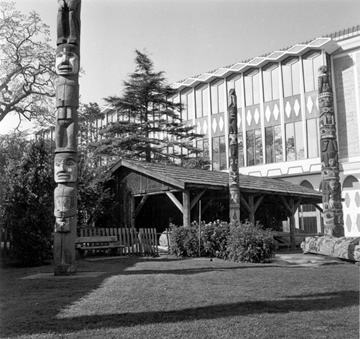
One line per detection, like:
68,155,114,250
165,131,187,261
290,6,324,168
169,26,360,237
36,26,360,237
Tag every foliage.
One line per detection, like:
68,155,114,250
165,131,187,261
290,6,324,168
226,221,276,263
169,225,200,257
169,221,275,262
1,137,55,266
90,50,203,164
0,2,56,126
77,153,118,228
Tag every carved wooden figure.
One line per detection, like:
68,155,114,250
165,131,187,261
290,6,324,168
54,1,81,276
228,89,240,223
318,66,344,237
57,0,81,45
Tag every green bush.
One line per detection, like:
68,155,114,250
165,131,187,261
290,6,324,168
201,222,230,259
169,225,200,257
226,221,276,263
169,221,275,263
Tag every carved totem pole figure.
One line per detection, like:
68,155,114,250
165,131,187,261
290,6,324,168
228,89,240,222
318,65,344,237
54,1,81,275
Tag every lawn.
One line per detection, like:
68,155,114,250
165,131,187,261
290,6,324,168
0,255,359,339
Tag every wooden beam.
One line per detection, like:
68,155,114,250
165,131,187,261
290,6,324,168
249,195,255,225
134,195,148,218
166,192,183,213
239,193,251,213
254,195,265,212
314,204,323,213
191,189,206,210
183,190,191,227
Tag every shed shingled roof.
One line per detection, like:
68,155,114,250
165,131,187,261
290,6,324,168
112,160,322,200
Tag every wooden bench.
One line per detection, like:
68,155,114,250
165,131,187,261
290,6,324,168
75,236,124,257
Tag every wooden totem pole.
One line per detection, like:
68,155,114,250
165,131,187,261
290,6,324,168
228,89,241,223
318,65,344,237
53,0,81,275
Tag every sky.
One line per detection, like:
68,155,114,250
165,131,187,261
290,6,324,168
1,0,360,134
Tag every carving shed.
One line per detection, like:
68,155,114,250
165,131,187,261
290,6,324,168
110,160,322,240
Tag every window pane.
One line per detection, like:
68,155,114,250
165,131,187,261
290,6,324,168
218,82,225,113
255,128,263,164
238,133,244,167
285,123,295,161
263,70,272,102
196,139,204,157
295,121,304,159
195,88,203,118
211,84,219,114
292,61,301,95
219,136,227,170
265,127,274,163
246,130,255,166
203,138,209,158
282,64,292,98
202,88,209,117
234,78,242,108
303,58,314,92
187,92,194,120
274,125,283,162
253,72,260,105
212,137,219,170
307,119,319,158
181,93,187,120
272,67,280,100
244,76,253,106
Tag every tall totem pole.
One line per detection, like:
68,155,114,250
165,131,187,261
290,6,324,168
53,0,81,275
318,65,344,237
228,89,241,223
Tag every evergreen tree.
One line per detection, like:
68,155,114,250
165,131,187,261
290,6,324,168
91,50,203,164
1,138,54,266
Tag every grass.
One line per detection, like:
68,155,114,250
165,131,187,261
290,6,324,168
0,255,359,339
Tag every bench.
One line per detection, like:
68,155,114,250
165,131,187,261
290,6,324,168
75,236,124,257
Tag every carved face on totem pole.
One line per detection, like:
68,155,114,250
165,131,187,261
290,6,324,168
56,45,79,75
319,93,333,109
54,153,78,183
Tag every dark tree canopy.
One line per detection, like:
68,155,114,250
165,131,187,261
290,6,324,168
91,50,203,164
0,2,56,126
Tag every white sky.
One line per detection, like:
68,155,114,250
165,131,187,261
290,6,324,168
1,0,360,135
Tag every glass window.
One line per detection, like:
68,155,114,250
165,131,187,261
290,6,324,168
263,64,280,102
238,133,244,167
211,81,224,114
203,138,209,158
295,121,305,160
195,85,209,118
187,91,194,120
212,137,219,170
282,57,300,97
180,93,187,120
244,70,260,106
285,123,295,161
303,51,323,93
265,127,274,163
219,136,227,170
307,118,319,158
246,130,255,166
196,139,203,157
254,128,263,164
274,125,283,162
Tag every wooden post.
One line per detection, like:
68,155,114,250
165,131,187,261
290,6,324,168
318,65,344,237
53,1,81,275
183,190,191,227
228,89,241,223
248,195,255,225
289,199,296,250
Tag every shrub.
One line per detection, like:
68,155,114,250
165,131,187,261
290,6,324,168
226,221,276,263
201,222,230,259
169,225,200,257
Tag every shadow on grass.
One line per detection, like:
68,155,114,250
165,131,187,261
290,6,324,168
2,289,359,337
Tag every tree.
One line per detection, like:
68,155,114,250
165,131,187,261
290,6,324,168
91,49,203,164
0,2,56,126
1,137,54,266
